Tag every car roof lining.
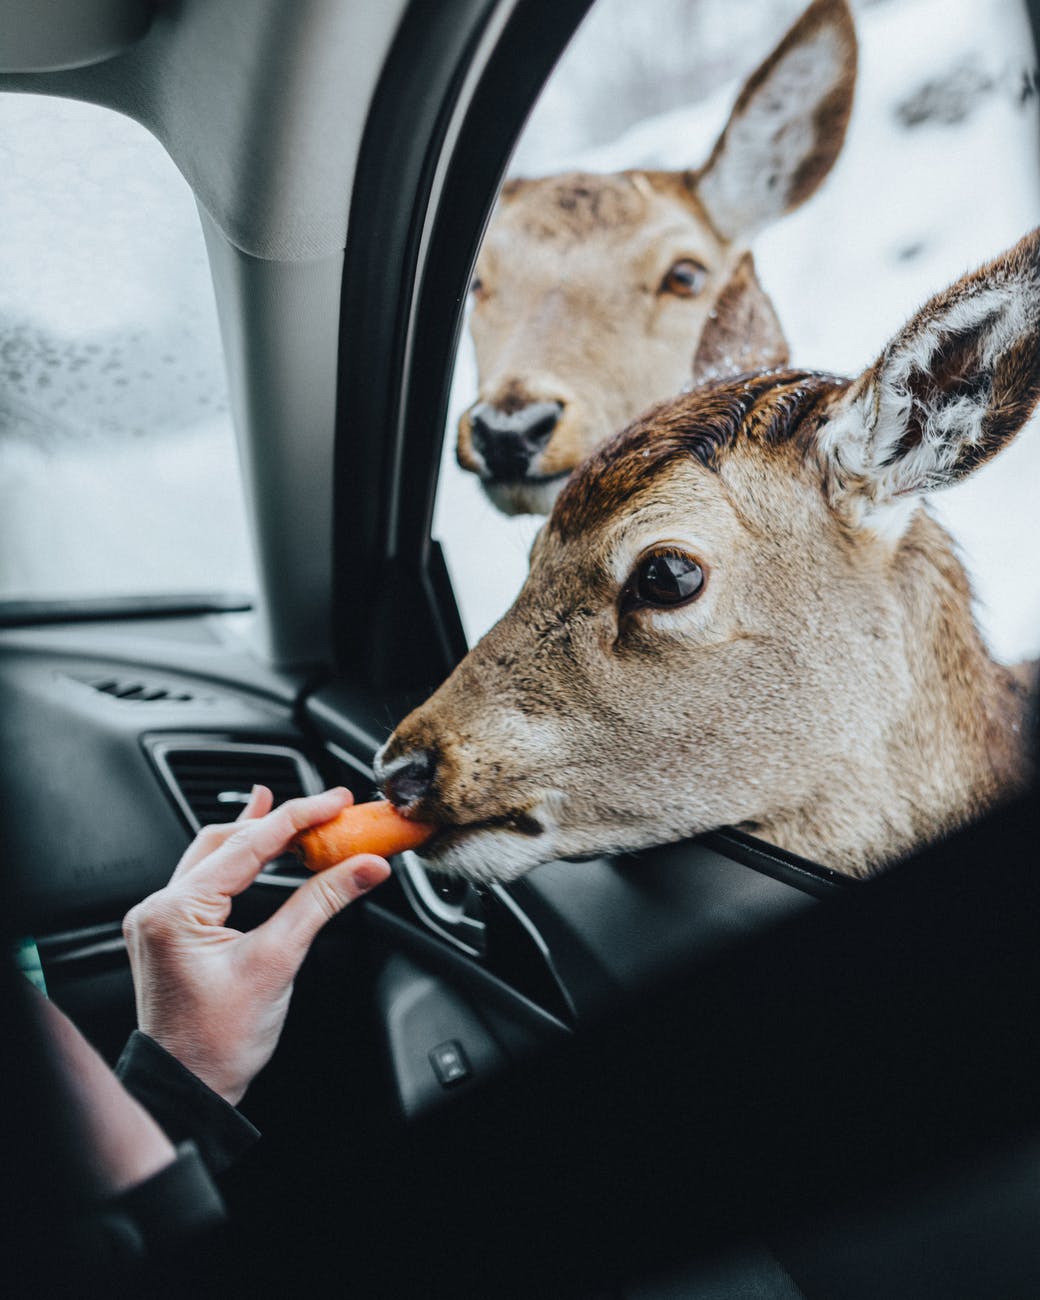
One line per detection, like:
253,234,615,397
0,0,410,263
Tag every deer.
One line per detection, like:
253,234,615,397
377,230,1040,881
457,0,858,517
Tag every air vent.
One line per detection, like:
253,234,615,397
79,674,197,703
149,741,322,831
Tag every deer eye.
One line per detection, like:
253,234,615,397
622,550,705,614
660,258,707,298
470,275,486,299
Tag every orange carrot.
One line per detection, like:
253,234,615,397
291,800,435,873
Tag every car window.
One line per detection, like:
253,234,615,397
433,0,1040,667
0,94,256,605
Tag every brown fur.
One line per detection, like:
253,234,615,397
689,253,791,384
550,369,842,539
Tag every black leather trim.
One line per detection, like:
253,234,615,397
702,828,850,898
332,0,594,690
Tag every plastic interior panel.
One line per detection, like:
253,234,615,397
200,213,346,668
0,615,309,706
0,634,314,931
375,950,509,1116
515,839,822,1001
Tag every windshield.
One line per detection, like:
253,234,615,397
0,95,257,607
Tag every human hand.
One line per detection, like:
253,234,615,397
123,786,391,1105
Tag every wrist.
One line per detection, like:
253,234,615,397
141,1026,246,1107
116,1031,261,1176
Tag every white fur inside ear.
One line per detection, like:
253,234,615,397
698,25,844,241
819,283,1032,524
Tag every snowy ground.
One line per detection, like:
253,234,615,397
435,0,1040,664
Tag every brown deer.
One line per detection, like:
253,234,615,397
379,230,1040,880
458,0,857,517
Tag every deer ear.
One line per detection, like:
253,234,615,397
689,253,789,385
693,0,856,242
818,229,1040,529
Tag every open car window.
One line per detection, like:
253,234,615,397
0,94,256,607
434,0,1040,667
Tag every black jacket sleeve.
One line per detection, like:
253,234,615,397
115,1031,260,1176
80,1140,226,1268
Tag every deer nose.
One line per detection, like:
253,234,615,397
469,400,563,480
381,748,437,810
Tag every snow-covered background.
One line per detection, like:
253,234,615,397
434,0,1040,664
0,96,255,600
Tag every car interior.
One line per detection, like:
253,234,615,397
2,1,1040,1296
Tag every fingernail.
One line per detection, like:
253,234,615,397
353,863,389,893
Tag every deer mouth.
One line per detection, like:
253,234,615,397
416,808,545,861
483,466,570,486
481,471,572,518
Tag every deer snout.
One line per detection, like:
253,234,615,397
467,400,563,481
376,745,438,814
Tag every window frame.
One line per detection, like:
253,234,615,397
331,0,594,694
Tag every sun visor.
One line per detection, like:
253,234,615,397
0,0,155,72
0,0,408,261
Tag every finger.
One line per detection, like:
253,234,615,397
169,785,277,882
189,787,355,898
246,855,391,976
169,821,243,882
237,784,274,822
170,784,282,883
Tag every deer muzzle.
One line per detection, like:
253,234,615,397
465,399,564,482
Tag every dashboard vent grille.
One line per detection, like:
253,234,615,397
82,674,197,703
156,744,319,830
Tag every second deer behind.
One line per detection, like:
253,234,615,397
457,0,857,515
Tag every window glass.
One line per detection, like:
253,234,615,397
434,0,1040,666
0,95,256,603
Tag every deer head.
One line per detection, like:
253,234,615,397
381,230,1040,880
457,0,857,516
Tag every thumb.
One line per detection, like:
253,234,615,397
246,855,392,976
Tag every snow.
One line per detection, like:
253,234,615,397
435,0,1040,664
